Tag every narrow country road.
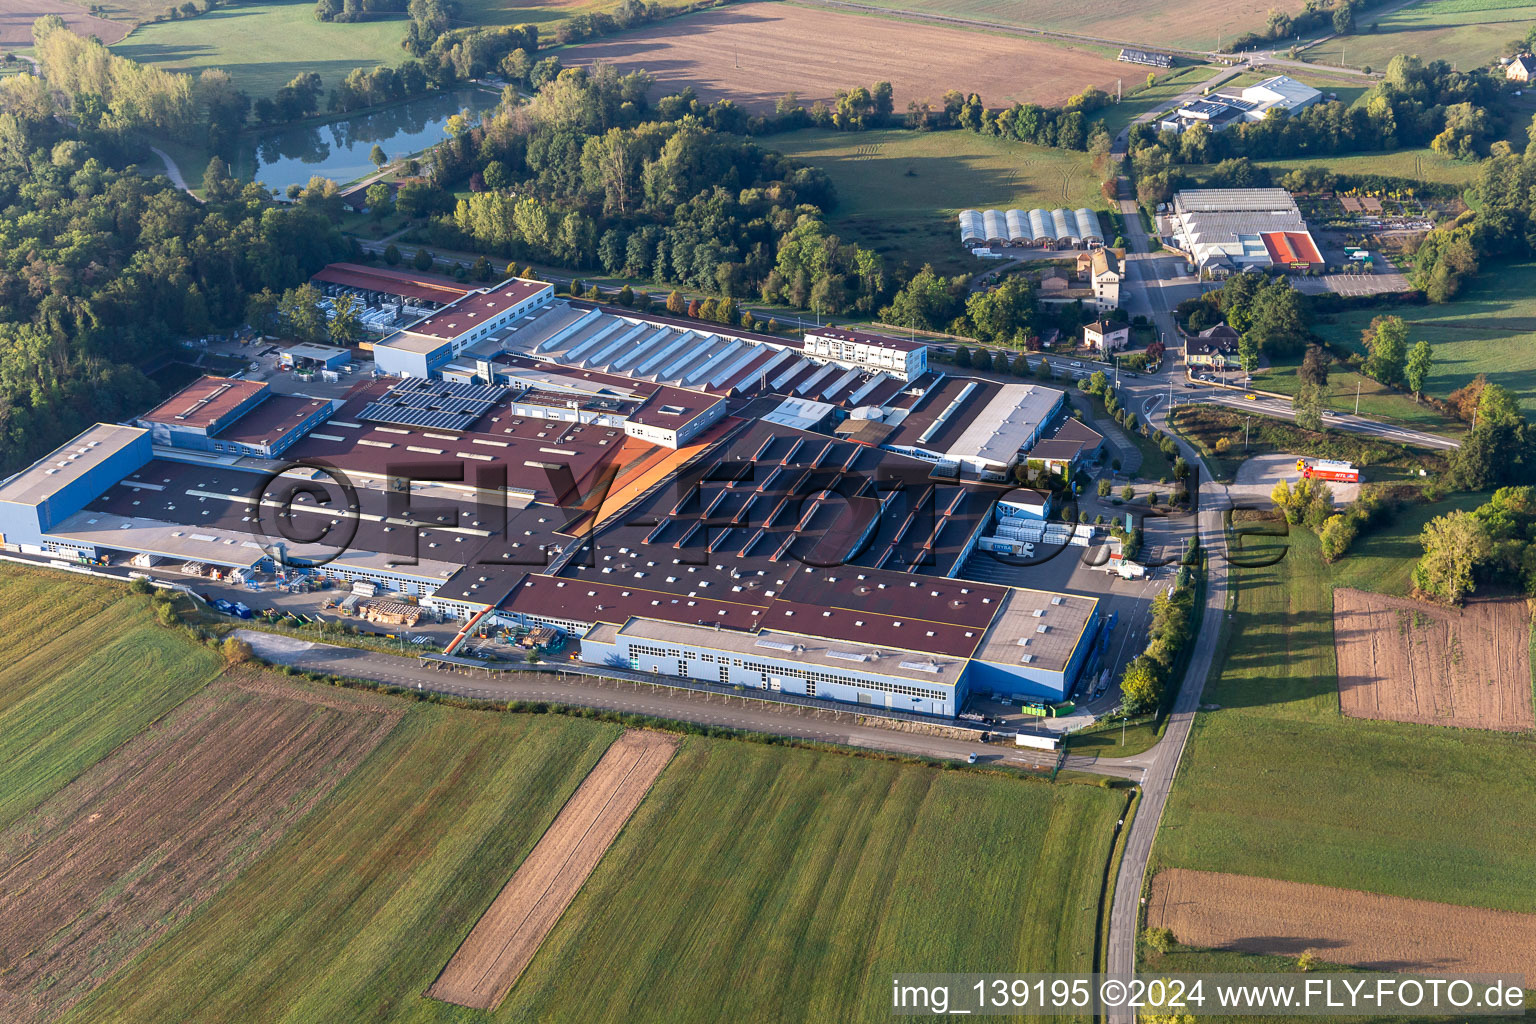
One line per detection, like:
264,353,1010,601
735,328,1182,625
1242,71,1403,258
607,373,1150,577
1102,172,1232,1017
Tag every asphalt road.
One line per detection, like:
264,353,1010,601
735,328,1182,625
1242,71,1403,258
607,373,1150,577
236,630,1147,780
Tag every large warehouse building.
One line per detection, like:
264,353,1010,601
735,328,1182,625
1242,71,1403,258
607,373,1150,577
1159,74,1323,133
1169,188,1324,275
0,277,1110,715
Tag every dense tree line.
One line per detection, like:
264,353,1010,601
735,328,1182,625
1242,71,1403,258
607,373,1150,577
1177,273,1308,361
0,119,351,473
1118,564,1199,713
314,0,407,23
1412,120,1536,301
406,68,877,306
1414,487,1536,603
1226,0,1395,51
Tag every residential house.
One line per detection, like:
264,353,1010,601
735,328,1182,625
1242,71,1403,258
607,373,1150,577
1508,54,1535,83
1083,319,1130,354
1185,323,1239,369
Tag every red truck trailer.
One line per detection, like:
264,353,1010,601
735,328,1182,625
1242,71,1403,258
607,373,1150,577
1295,458,1359,483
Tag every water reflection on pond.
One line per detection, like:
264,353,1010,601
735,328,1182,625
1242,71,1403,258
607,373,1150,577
238,88,498,191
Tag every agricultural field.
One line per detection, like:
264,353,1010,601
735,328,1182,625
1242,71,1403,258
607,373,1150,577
1148,868,1536,973
1153,526,1536,923
0,567,1122,1023
499,741,1123,1023
558,2,1129,112
68,722,1123,1023
770,127,1100,274
1312,260,1536,415
1334,589,1533,732
0,0,126,45
0,672,401,1023
428,730,679,1010
112,0,410,97
62,704,622,1024
787,0,1309,52
453,0,595,29
1303,0,1534,72
0,566,221,832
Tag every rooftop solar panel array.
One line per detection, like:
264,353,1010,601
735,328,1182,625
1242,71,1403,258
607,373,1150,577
358,378,509,431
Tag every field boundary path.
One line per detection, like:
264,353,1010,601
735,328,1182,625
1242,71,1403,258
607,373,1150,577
428,730,678,1009
149,146,201,202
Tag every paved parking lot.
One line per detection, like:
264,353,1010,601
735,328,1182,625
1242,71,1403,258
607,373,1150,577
1230,452,1360,506
957,533,1179,717
1292,270,1410,296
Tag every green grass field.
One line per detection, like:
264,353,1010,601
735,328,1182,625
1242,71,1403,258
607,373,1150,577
1303,0,1534,71
68,726,1124,1023
1153,525,1536,915
770,127,1101,275
66,708,621,1024
0,566,1123,1022
113,0,411,97
1254,358,1466,435
505,743,1122,1022
1248,147,1483,188
1312,260,1536,415
0,566,221,831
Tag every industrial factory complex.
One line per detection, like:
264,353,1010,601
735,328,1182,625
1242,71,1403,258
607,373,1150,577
0,274,1124,717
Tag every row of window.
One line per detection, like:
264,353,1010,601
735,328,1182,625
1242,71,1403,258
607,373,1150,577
734,659,946,702
621,644,948,705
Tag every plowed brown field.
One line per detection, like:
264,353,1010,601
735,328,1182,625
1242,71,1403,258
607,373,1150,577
1333,589,1534,732
1150,869,1536,973
428,729,679,1010
0,672,401,1023
560,2,1127,111
0,0,126,44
